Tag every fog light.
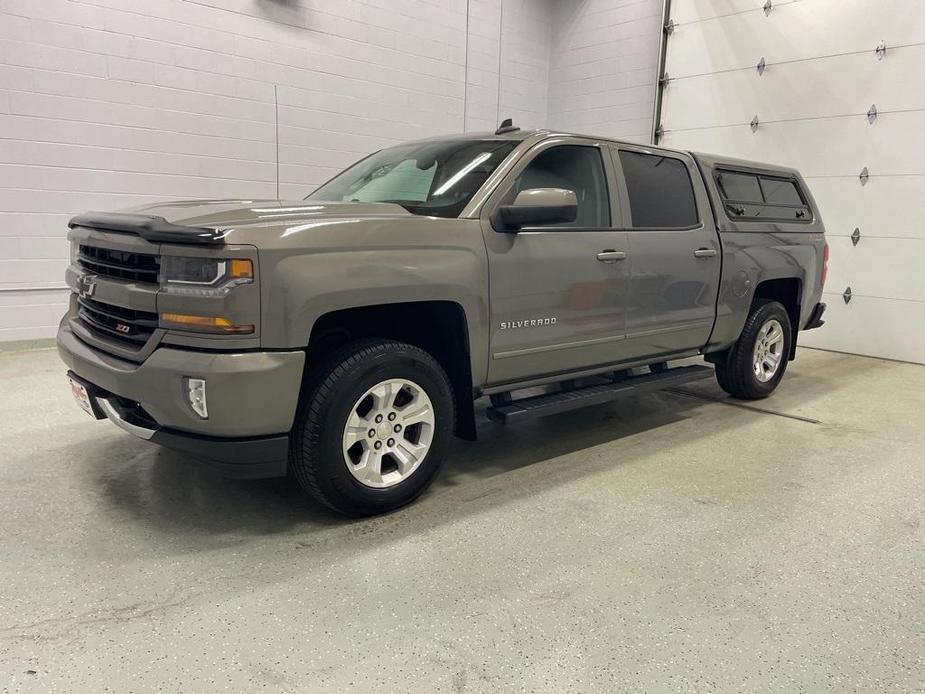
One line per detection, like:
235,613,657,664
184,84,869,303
186,378,208,419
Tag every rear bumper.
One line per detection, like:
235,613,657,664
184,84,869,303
803,302,826,330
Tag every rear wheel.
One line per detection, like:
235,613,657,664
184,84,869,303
290,340,455,516
714,300,792,400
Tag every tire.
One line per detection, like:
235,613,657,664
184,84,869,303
714,300,792,400
290,339,455,516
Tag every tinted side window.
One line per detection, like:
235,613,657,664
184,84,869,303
618,150,698,228
714,168,811,222
717,171,762,202
508,145,610,228
760,177,803,205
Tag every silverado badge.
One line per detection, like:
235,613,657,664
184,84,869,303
499,317,557,330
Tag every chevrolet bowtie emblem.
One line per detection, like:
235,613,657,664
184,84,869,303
77,274,97,299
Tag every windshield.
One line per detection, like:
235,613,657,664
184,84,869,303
306,139,518,218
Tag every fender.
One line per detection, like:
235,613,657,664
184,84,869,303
253,217,491,387
707,233,817,352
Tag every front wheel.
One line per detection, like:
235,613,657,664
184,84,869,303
714,300,792,400
290,339,455,516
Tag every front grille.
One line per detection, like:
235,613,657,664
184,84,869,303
77,296,158,345
78,244,159,284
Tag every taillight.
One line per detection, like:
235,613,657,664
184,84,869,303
821,243,829,286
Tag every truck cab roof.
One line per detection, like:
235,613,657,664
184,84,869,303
408,128,802,180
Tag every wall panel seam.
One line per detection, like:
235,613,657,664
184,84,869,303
668,40,925,82
670,0,798,27
663,106,925,134
819,291,925,304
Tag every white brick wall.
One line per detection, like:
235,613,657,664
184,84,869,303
463,0,553,134
0,0,563,341
0,0,660,342
548,0,662,142
498,0,553,130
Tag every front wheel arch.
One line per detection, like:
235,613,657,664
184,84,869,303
303,300,478,442
290,338,456,516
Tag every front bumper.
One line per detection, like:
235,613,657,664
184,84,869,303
58,318,305,477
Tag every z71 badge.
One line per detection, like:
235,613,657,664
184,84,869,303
500,317,557,330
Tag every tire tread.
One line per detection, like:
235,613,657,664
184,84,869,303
290,339,453,515
715,299,791,400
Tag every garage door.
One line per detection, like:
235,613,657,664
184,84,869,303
656,0,925,364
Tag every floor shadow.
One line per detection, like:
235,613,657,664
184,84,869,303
678,348,891,416
93,388,720,552
98,445,342,538
440,391,703,486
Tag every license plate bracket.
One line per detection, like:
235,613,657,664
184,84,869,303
67,372,104,420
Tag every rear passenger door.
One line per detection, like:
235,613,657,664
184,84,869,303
610,146,721,360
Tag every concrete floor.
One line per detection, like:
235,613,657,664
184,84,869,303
0,347,922,693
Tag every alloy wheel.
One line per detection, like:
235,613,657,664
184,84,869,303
752,318,785,383
341,379,435,488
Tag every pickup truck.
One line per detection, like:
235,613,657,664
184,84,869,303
57,124,828,516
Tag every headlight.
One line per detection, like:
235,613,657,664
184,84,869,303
158,256,256,335
160,257,253,287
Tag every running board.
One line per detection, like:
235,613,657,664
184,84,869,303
485,365,713,423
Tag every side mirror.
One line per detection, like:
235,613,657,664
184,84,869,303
493,188,578,231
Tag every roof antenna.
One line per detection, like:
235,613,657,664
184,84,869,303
495,118,519,135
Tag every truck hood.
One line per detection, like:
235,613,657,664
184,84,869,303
125,199,413,229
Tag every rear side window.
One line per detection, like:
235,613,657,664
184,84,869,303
760,177,803,205
717,171,762,202
618,150,698,228
715,169,810,222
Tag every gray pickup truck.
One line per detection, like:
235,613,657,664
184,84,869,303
58,124,827,515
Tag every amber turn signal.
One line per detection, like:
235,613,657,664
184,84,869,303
161,313,254,334
228,259,253,280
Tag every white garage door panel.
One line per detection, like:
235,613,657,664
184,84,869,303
661,110,925,177
809,176,925,241
667,0,925,78
662,44,925,131
671,0,798,25
799,293,925,365
662,1,925,364
825,237,925,303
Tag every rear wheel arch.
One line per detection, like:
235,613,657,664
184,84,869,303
715,299,792,399
752,277,802,359
304,301,477,441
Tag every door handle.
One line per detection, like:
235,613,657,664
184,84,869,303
693,248,717,258
596,250,627,263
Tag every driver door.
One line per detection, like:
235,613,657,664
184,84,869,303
480,137,629,385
